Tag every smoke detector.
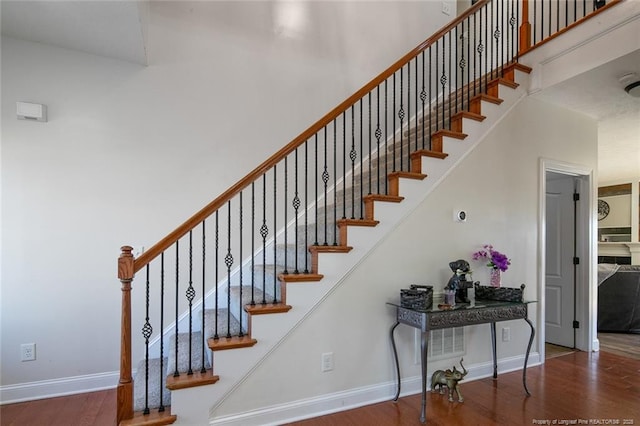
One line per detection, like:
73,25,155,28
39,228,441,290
619,73,640,98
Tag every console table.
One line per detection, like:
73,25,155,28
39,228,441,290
388,300,535,423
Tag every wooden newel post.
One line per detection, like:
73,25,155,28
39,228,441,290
117,246,135,424
519,0,532,54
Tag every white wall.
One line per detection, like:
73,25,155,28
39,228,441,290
211,96,597,420
0,0,453,400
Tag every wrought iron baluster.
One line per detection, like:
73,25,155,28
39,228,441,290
392,73,397,171
375,86,381,193
368,92,372,195
333,119,338,229
342,111,346,219
283,158,288,274
455,26,459,115
447,30,452,129
359,99,363,217
201,221,206,373
214,212,219,338
420,52,426,150
321,132,328,245
399,68,405,170
142,265,152,415
173,241,179,378
440,37,446,130
187,231,195,375
293,149,300,274
304,142,309,273
384,80,388,193
350,106,356,219
314,131,318,246
414,58,418,153
238,192,245,333
272,166,277,298
434,42,438,134
159,252,165,413
260,176,268,305
225,201,233,338
250,185,255,306
428,45,433,149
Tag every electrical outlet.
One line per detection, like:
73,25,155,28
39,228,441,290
502,327,511,342
321,352,334,372
442,1,452,16
21,343,36,361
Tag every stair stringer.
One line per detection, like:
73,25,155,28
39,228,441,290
164,69,531,426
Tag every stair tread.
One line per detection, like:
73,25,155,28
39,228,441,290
364,194,404,202
165,368,219,391
278,272,324,282
432,129,467,139
411,149,449,159
120,409,177,426
208,335,258,351
336,218,379,227
451,110,485,122
245,302,292,314
388,171,427,180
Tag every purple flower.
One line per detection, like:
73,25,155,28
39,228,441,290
472,244,511,272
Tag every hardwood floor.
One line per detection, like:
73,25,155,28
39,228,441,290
0,388,117,426
286,350,640,426
598,332,640,360
2,350,639,426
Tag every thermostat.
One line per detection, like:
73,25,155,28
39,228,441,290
17,101,47,122
454,210,467,222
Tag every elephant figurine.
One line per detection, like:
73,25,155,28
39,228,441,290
431,358,468,402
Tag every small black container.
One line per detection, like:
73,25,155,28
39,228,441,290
400,285,434,310
474,283,526,302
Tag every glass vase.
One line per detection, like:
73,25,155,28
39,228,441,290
490,268,501,287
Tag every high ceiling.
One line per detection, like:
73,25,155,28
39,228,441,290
2,1,638,184
532,49,640,184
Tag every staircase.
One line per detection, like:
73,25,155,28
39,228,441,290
116,1,621,425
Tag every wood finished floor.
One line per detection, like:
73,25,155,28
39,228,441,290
1,342,638,426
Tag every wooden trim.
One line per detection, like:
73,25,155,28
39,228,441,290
131,0,491,274
520,0,623,57
599,183,632,197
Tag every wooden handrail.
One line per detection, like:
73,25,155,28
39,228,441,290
133,0,491,273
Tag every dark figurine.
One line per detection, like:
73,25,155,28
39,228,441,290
431,358,468,402
445,259,473,303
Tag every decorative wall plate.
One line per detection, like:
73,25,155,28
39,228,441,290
598,199,610,221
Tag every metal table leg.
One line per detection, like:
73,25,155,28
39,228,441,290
523,316,535,396
390,321,401,401
419,330,429,424
490,322,498,378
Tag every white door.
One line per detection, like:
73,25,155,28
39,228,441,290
545,174,576,348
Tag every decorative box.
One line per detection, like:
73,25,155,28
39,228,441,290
401,285,434,310
474,283,526,302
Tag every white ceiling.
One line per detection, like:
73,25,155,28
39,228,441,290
2,1,638,184
0,1,148,65
533,49,640,184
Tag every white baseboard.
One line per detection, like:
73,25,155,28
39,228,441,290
209,353,542,426
0,371,119,405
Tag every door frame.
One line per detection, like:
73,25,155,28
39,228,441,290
539,158,598,361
